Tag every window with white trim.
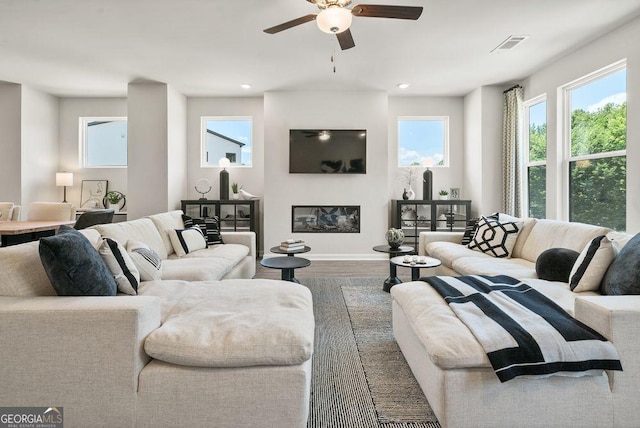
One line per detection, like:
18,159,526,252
81,117,127,168
523,96,547,218
201,116,252,167
563,61,626,230
397,117,449,167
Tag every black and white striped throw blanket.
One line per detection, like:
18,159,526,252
423,275,622,382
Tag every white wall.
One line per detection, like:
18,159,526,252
20,86,59,217
0,82,22,207
388,96,465,200
520,14,640,232
264,90,388,260
167,86,187,212
58,97,127,208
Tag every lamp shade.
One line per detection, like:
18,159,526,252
56,172,73,187
317,7,352,34
218,157,231,169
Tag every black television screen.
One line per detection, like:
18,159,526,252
289,129,367,174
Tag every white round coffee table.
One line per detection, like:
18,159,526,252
390,256,442,282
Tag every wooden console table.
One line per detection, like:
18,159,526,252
0,220,76,247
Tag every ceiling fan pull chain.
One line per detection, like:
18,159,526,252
332,49,336,73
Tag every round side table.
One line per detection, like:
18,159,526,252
269,245,311,257
260,256,311,283
372,245,414,292
390,256,442,282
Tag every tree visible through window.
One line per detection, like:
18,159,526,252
525,98,547,218
566,64,626,231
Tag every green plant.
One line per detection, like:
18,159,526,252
105,190,124,204
439,190,449,196
231,183,242,193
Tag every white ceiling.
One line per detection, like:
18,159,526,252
1,0,640,98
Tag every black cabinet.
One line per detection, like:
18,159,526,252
181,200,260,252
391,199,471,246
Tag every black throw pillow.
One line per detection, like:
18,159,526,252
39,225,117,296
601,233,640,295
182,214,223,245
536,248,581,282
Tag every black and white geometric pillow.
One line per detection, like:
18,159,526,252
126,240,162,281
182,214,224,245
98,237,140,295
467,216,522,258
168,226,207,257
460,213,499,246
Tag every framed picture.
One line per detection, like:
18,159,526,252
292,205,360,233
450,188,461,200
80,180,108,209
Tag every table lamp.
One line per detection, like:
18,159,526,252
56,172,73,203
218,157,231,200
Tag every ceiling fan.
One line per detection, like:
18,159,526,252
264,0,423,50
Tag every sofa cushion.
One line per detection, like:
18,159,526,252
93,218,168,260
182,214,224,245
519,219,610,263
426,241,492,269
468,216,523,258
601,233,640,295
140,279,314,367
570,236,614,292
98,238,139,295
536,248,580,282
162,244,250,281
39,226,117,296
168,227,207,257
147,210,185,257
127,240,162,281
452,256,537,279
0,241,56,296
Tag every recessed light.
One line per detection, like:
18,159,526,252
240,83,251,89
397,83,410,89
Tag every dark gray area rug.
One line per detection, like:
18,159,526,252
302,277,440,428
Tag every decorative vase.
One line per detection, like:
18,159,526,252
402,188,409,200
232,193,240,200
439,195,448,200
385,228,405,249
108,202,119,213
407,187,416,200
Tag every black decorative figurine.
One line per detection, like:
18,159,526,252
423,168,433,200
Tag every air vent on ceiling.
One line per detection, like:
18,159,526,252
491,35,529,53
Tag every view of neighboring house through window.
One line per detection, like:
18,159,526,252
524,97,547,218
202,117,252,167
81,118,127,167
398,117,449,167
565,62,626,230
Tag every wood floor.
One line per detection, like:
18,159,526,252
254,258,415,282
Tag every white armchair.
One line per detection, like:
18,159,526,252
27,202,76,221
0,202,21,221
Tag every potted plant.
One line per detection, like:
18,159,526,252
105,190,125,212
439,190,449,200
231,183,242,200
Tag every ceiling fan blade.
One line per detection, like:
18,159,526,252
263,14,317,34
351,4,423,20
336,29,355,50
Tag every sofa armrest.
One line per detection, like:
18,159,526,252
575,296,640,411
0,296,161,423
221,231,256,258
418,231,464,256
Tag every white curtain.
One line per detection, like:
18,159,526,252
502,85,524,217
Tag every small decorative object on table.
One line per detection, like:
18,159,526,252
279,238,306,252
439,190,449,200
450,188,460,200
194,178,212,200
385,227,405,249
231,183,242,200
104,190,126,213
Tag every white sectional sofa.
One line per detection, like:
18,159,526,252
392,217,640,428
0,211,314,428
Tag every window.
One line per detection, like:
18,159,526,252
81,117,127,167
523,97,547,218
398,117,449,167
201,117,252,167
564,62,626,230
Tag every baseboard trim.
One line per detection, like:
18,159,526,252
261,253,388,261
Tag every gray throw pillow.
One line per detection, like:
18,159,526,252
601,233,640,295
535,248,580,282
39,225,117,296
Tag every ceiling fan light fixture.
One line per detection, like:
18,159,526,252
316,7,352,34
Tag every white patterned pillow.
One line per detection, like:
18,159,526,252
127,240,162,281
570,235,615,292
468,216,523,258
168,226,207,257
98,238,140,295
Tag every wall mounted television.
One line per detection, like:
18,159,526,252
289,129,367,174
